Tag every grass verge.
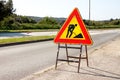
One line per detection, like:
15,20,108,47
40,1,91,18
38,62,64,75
0,35,55,44
0,29,58,33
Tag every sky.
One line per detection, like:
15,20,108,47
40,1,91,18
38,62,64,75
12,0,120,20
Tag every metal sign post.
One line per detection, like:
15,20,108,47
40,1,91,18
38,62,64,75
54,8,92,73
55,43,89,73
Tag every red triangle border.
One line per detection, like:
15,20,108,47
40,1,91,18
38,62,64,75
54,8,93,45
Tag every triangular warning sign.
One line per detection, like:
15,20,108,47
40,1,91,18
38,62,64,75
54,8,93,45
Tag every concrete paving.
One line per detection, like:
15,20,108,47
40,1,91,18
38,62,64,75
21,35,120,80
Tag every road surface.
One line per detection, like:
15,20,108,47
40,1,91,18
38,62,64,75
0,29,118,39
0,30,120,80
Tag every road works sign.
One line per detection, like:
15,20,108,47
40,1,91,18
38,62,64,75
54,8,93,45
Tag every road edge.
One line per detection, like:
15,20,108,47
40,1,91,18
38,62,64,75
0,38,54,47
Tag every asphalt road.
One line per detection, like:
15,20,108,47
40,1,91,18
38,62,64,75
0,30,120,80
0,29,117,39
0,31,57,39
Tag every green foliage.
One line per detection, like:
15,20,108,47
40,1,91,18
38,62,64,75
0,0,15,21
0,0,120,30
36,17,60,29
16,16,36,23
0,0,5,20
5,0,15,15
0,0,61,30
109,19,120,25
0,15,61,30
84,19,120,29
21,23,60,29
0,14,37,30
39,17,59,25
87,25,120,29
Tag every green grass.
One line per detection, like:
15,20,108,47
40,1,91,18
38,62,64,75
0,35,55,44
0,29,59,33
86,25,120,29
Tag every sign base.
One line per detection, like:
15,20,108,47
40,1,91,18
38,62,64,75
55,43,89,73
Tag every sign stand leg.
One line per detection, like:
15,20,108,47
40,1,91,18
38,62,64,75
65,44,69,64
85,45,89,67
78,45,82,73
55,43,60,69
55,44,89,73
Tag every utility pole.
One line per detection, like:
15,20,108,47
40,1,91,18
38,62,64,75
89,0,91,20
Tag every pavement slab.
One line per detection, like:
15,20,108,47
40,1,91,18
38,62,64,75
21,36,120,80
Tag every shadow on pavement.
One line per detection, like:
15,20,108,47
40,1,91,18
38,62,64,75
81,67,120,79
57,65,120,80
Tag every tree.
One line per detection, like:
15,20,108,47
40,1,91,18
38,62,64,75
5,0,15,15
0,0,15,21
0,0,6,21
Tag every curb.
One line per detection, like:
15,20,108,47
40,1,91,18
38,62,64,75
0,38,54,47
21,62,65,80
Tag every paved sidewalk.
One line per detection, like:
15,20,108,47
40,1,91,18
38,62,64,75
21,36,120,80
